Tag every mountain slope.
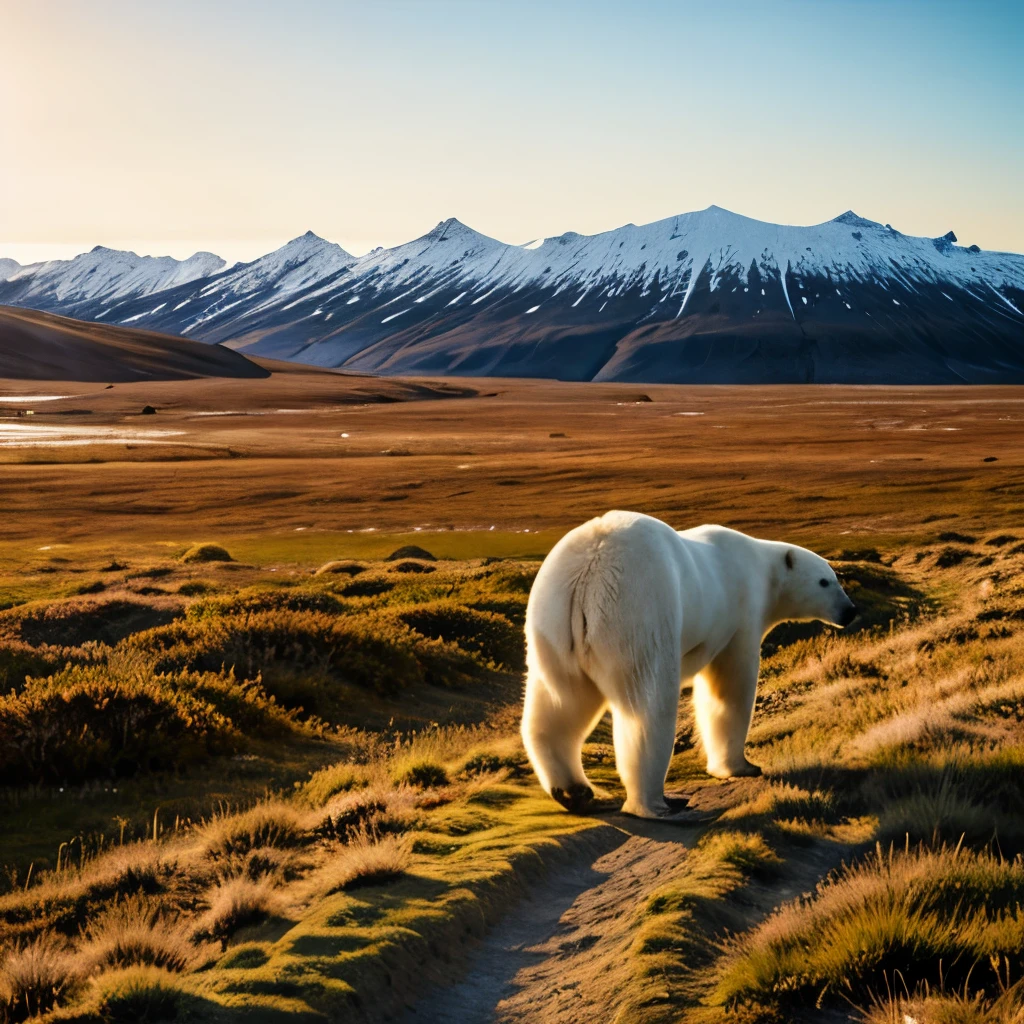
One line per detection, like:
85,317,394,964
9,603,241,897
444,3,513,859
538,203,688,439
0,306,269,382
2,248,225,308
2,208,1023,383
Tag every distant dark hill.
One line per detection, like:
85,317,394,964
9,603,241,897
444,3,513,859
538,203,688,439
0,306,270,382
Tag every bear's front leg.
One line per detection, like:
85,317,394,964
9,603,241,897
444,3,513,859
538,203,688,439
692,633,762,779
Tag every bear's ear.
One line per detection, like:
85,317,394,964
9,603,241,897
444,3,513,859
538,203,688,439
785,550,794,570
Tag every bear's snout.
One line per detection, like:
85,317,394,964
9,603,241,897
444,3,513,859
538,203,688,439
838,602,858,627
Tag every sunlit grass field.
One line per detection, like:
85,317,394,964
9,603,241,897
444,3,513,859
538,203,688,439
0,523,1022,1023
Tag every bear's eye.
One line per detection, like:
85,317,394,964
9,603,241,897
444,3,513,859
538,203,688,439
819,578,829,588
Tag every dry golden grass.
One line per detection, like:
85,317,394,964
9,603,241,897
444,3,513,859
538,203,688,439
78,895,198,974
0,932,79,1022
86,965,185,1023
715,842,1024,1010
1,379,1023,549
1,377,1024,1022
195,875,281,947
313,826,413,895
862,977,1024,1024
200,801,306,860
0,541,1018,1023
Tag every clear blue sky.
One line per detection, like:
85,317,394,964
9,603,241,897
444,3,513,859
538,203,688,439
1,0,1022,263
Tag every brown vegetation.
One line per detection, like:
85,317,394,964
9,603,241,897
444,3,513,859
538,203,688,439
1,376,1023,1022
1,379,1023,549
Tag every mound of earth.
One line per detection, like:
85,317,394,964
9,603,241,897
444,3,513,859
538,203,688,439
314,560,366,576
386,545,436,561
0,305,270,382
180,543,234,564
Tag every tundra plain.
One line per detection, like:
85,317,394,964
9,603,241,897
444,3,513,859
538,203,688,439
1,370,1024,1023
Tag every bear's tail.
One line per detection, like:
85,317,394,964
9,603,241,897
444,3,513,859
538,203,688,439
567,568,591,663
526,550,602,706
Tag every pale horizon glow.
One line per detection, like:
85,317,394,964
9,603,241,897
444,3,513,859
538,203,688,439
2,0,1023,267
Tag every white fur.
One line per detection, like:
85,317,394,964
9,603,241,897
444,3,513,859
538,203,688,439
521,511,856,818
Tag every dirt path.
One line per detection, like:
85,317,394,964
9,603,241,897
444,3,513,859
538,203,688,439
401,805,854,1024
401,815,704,1024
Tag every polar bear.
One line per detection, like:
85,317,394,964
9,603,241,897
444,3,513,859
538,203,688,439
521,511,857,819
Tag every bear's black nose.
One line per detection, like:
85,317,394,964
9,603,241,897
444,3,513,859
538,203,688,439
839,603,858,627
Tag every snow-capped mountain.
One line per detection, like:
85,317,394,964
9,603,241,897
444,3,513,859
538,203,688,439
1,248,225,311
3,207,1023,383
0,258,19,282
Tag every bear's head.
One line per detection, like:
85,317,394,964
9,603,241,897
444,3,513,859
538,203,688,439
775,546,857,627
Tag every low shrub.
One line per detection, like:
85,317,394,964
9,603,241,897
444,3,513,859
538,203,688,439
0,665,230,784
317,783,392,838
460,752,506,776
390,560,436,574
184,590,346,620
699,831,782,879
386,546,436,561
464,596,529,628
82,844,166,901
177,580,213,596
314,560,366,577
0,656,290,784
214,847,295,884
399,760,449,789
936,546,973,568
938,531,978,545
301,762,368,808
130,606,484,703
0,641,66,692
397,601,524,670
1,597,179,648
340,578,394,598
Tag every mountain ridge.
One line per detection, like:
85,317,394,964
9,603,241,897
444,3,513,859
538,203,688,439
2,206,1023,383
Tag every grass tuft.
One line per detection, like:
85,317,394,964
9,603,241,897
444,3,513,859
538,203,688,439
399,760,450,789
320,826,412,893
300,762,369,808
90,965,184,1023
0,932,79,1022
202,801,306,859
196,876,281,945
80,895,198,973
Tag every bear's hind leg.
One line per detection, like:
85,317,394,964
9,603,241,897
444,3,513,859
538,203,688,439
610,681,681,820
693,634,762,779
522,670,606,813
